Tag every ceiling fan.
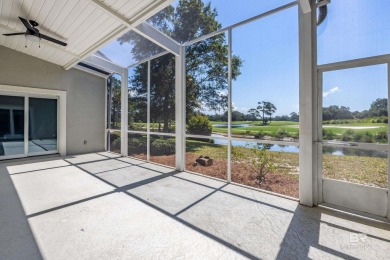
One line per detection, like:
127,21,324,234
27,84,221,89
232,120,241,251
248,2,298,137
2,17,67,47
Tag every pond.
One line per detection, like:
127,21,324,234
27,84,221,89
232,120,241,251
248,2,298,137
211,134,387,157
212,124,250,128
212,135,299,152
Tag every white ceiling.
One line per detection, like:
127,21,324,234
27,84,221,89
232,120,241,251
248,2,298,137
0,0,174,69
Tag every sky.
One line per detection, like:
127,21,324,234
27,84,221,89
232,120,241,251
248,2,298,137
102,0,390,116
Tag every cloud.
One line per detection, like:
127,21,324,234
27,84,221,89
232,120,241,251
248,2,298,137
232,102,248,113
323,86,340,98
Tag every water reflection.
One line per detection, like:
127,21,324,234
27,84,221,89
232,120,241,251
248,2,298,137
211,134,385,157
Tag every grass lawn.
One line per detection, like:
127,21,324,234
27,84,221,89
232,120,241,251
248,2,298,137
323,123,387,136
210,120,387,140
211,121,300,136
323,153,388,188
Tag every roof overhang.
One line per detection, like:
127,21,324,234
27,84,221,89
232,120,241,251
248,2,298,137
0,0,175,70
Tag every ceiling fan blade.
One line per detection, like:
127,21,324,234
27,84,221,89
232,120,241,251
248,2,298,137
19,17,35,32
39,33,67,47
2,33,25,36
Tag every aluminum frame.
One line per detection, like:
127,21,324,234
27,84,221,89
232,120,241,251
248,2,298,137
110,1,303,198
125,53,178,167
317,59,390,219
0,85,66,160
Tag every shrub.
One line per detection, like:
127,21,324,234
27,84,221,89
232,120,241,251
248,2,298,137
361,131,374,143
245,130,251,135
112,138,121,151
323,129,336,140
250,146,275,183
274,129,289,139
236,144,275,184
151,137,175,155
110,133,121,151
376,119,382,123
254,131,265,139
187,114,212,136
353,132,364,142
383,118,388,123
375,131,388,143
128,136,147,154
341,129,354,142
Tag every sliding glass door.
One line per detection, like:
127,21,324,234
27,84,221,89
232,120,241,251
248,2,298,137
0,95,25,159
28,97,58,155
0,94,58,160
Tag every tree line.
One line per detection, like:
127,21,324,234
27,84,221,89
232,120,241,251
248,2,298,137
323,98,387,121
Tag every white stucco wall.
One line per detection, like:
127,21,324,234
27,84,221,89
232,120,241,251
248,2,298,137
0,46,106,155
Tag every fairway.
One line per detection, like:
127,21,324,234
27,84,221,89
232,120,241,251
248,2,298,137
211,121,387,142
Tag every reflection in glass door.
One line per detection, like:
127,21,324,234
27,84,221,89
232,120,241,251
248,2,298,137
0,95,25,158
28,97,58,155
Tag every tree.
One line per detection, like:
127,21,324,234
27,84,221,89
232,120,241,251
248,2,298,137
108,77,122,129
263,102,277,123
187,114,212,135
257,101,276,125
257,102,267,125
128,63,147,130
289,112,299,122
118,0,242,132
369,98,388,117
322,105,353,121
248,108,259,122
231,110,246,121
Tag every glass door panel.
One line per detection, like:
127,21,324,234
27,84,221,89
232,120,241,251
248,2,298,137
0,95,25,158
28,97,58,154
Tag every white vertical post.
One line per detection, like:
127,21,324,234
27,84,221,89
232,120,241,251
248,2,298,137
58,92,67,156
175,46,186,171
387,63,390,220
24,95,29,156
227,29,232,183
107,76,113,152
104,77,108,151
316,70,323,204
121,69,129,157
147,61,151,162
299,2,317,206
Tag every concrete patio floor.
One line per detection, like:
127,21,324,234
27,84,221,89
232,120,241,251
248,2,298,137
1,152,390,259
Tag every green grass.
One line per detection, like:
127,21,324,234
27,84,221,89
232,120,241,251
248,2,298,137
211,121,299,136
186,139,227,158
210,120,387,139
323,124,387,136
